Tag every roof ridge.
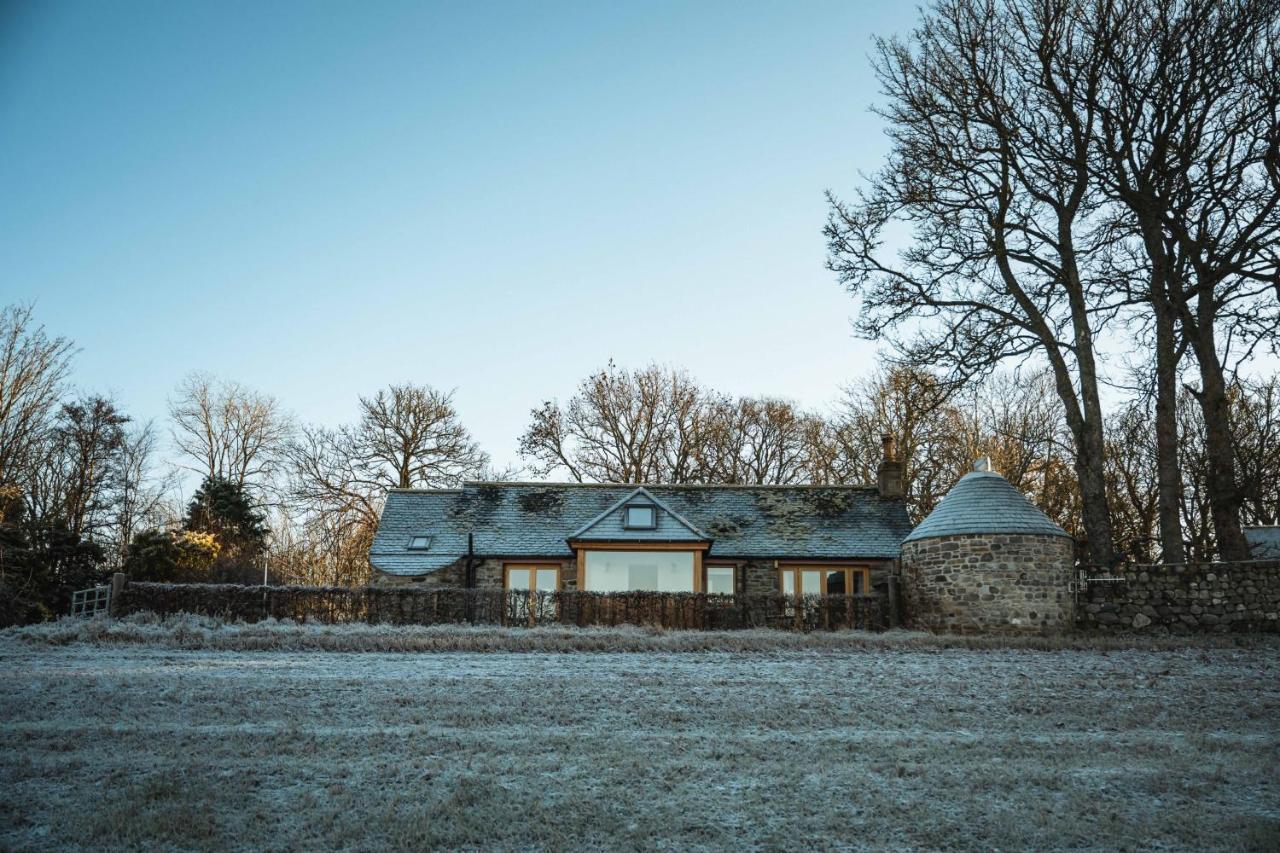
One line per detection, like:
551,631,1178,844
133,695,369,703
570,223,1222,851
457,481,880,490
386,488,463,494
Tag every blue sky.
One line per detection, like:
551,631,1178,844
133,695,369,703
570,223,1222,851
2,0,920,471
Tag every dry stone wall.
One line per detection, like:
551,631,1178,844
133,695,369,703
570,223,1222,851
901,533,1074,634
1078,561,1280,633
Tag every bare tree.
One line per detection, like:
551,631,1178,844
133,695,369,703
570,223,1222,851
353,385,490,489
820,367,959,517
169,373,292,492
826,0,1122,565
52,397,129,540
1104,400,1161,563
1086,0,1280,560
695,397,822,485
0,304,75,487
109,421,179,568
1166,377,1280,561
22,396,129,541
519,364,837,486
519,363,709,483
287,383,490,584
1230,375,1280,528
264,504,374,587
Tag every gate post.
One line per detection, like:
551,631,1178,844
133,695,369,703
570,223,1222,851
109,573,127,617
883,574,899,629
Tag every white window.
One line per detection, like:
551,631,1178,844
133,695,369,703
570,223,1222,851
407,535,432,550
622,505,657,529
582,550,695,592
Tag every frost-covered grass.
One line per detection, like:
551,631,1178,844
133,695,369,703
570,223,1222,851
1,628,1278,851
7,612,1278,653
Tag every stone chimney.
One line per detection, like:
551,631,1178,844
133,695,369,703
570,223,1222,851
877,433,904,499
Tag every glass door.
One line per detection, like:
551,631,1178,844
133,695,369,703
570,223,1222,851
505,565,560,623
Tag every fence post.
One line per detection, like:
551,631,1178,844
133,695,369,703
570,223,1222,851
109,572,127,617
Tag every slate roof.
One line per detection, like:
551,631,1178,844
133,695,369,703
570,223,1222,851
370,481,912,576
1245,527,1280,559
903,470,1069,543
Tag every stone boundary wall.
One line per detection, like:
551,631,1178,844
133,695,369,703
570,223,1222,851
901,533,1074,635
1078,560,1280,633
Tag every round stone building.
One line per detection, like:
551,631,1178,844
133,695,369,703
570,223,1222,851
901,462,1075,634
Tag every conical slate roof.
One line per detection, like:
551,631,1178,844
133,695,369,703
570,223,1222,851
903,470,1069,543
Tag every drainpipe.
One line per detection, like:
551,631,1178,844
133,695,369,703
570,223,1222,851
465,532,476,624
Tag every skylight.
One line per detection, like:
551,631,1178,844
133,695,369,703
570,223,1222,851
406,535,432,551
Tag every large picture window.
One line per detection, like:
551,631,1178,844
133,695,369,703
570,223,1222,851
582,550,696,592
779,566,870,597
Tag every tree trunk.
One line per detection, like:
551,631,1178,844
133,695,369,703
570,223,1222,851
1038,330,1114,569
1141,227,1187,565
1189,330,1248,561
1174,276,1249,561
1057,224,1117,570
1152,298,1186,564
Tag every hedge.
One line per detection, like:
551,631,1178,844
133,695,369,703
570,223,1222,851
116,582,887,632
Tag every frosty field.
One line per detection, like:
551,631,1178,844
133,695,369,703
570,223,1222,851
1,632,1278,851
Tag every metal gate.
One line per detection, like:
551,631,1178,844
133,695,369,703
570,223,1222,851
70,585,112,618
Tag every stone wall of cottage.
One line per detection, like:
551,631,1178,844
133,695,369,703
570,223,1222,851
901,533,1074,634
1077,561,1280,633
373,558,467,589
741,561,776,597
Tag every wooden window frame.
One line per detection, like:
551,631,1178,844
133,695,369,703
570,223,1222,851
777,564,871,597
502,563,562,627
703,564,738,596
569,541,709,592
503,562,563,592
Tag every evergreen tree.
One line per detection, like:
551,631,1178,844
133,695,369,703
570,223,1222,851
184,476,266,583
0,488,105,625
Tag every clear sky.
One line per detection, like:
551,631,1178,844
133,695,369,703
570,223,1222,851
1,0,923,473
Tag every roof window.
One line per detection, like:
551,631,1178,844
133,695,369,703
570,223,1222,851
622,504,657,530
406,535,432,551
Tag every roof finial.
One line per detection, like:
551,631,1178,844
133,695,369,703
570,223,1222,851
974,456,994,473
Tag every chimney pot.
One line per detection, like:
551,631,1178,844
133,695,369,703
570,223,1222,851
878,433,904,499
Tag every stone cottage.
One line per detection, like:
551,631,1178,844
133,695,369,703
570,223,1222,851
368,441,1089,634
368,441,912,598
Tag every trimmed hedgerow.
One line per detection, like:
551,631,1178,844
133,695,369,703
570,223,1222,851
115,582,886,632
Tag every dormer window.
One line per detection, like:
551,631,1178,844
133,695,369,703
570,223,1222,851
622,504,657,530
406,535,432,551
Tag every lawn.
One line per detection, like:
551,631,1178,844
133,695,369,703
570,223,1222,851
1,624,1277,851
